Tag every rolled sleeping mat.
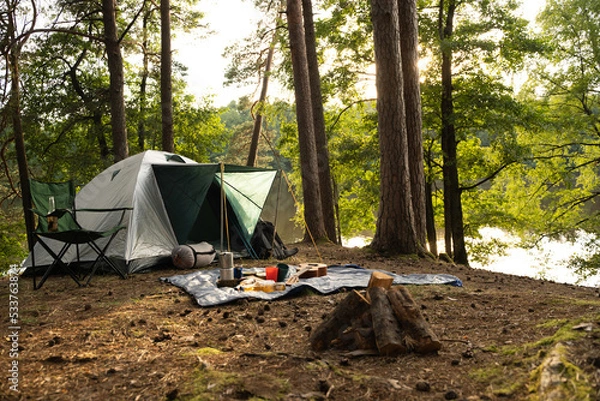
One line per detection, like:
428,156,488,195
172,242,216,269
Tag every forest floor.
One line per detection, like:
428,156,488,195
1,242,600,401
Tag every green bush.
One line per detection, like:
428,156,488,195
0,211,28,274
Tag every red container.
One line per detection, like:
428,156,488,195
265,266,278,281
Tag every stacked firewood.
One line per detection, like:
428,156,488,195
309,272,442,356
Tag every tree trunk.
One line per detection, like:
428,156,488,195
7,3,34,249
425,180,438,256
302,0,337,243
247,32,276,167
398,0,427,248
138,12,151,151
439,0,468,265
66,51,111,160
369,0,418,254
93,112,111,159
102,0,129,162
286,0,327,241
161,0,174,152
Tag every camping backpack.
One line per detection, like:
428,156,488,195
251,220,298,260
171,242,216,269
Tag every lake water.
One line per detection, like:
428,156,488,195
343,228,600,288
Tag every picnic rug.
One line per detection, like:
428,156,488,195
161,264,463,307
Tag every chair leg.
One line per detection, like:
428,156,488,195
34,240,82,290
83,235,127,286
31,240,37,290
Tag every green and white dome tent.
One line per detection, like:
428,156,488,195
24,150,300,275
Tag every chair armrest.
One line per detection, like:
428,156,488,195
73,207,132,227
30,207,71,218
75,207,133,213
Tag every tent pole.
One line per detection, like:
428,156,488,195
271,171,282,249
219,163,231,252
220,163,224,253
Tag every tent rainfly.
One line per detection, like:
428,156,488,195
24,150,299,274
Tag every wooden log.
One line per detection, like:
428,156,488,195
368,286,407,355
350,309,376,351
353,326,376,350
309,290,370,351
333,311,376,351
367,271,394,289
387,285,442,354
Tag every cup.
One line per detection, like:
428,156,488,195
265,266,278,281
47,196,58,232
276,263,289,282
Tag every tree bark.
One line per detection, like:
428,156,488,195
425,180,438,256
102,0,129,162
247,32,276,167
439,0,468,265
309,290,370,351
6,1,34,249
398,0,427,248
302,0,337,243
138,12,151,151
66,51,111,160
387,286,442,353
368,286,407,355
369,0,418,254
160,0,174,152
286,0,327,241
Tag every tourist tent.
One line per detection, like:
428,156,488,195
24,150,300,274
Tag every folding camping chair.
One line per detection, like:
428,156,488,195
29,179,131,290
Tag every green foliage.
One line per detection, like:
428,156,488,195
174,101,229,163
223,1,283,88
219,98,296,168
0,207,28,274
0,169,28,273
317,0,374,102
327,101,380,236
566,240,600,283
482,0,600,266
417,0,544,244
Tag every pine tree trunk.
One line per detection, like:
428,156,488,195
161,0,174,152
398,0,427,248
7,8,34,249
286,0,327,241
102,0,129,162
425,180,438,256
302,0,337,243
439,0,468,265
247,32,276,167
370,0,418,254
138,14,150,151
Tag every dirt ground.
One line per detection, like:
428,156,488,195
1,242,600,401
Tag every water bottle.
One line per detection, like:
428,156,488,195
47,196,58,232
